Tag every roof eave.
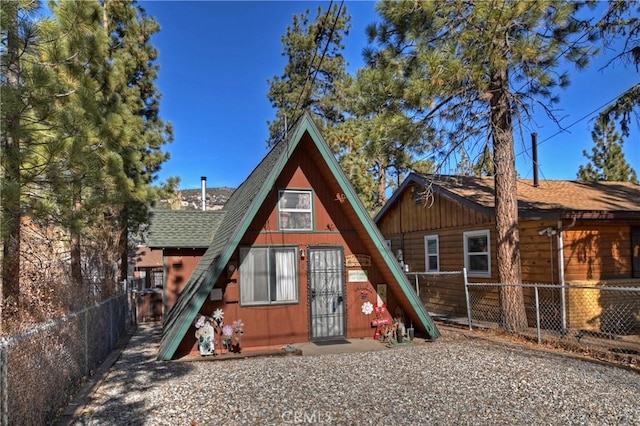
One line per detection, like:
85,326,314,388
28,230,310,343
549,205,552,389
520,210,640,221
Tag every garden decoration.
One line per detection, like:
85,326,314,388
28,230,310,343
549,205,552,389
194,316,215,356
193,310,244,355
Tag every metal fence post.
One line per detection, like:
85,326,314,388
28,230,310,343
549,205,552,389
561,284,567,333
463,268,473,330
1,343,8,426
534,284,541,344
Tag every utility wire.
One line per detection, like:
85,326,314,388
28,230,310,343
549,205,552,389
283,0,344,145
515,85,634,159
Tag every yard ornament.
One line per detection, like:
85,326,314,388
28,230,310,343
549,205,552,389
195,320,215,356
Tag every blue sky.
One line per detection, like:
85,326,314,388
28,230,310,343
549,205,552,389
143,1,639,190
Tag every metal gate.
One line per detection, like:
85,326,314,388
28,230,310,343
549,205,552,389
308,247,346,340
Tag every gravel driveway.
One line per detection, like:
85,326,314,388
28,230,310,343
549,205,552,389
63,324,639,426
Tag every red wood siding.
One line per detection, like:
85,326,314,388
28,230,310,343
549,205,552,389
177,135,416,356
164,249,206,312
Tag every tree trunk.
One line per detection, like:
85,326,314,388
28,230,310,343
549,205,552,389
2,2,22,322
489,66,528,332
119,219,128,284
70,228,83,306
71,189,84,307
376,160,387,207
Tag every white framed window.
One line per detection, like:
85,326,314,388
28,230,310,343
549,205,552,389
278,190,312,230
424,235,439,272
463,230,491,277
239,246,298,305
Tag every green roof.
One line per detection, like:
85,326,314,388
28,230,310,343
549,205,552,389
146,210,225,249
157,113,440,360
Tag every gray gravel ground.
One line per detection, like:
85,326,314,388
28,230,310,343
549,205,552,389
67,324,639,426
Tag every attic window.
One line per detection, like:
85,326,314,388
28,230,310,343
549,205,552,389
278,190,312,231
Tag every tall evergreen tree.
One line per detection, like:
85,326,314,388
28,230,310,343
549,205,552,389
0,0,172,318
595,0,639,136
101,0,173,282
455,144,495,177
365,0,595,331
577,117,638,182
335,65,435,210
266,3,351,147
0,0,26,317
267,3,431,212
39,0,111,303
1,0,106,313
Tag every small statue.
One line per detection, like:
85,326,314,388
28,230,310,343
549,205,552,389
394,316,406,343
195,320,215,356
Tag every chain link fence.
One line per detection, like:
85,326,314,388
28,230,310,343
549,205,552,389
0,293,130,426
464,278,640,357
407,270,640,361
406,271,467,319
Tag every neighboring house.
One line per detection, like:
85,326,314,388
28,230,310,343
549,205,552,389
147,210,225,312
375,173,640,330
148,113,440,360
132,246,164,290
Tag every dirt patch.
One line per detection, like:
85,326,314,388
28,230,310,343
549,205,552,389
435,323,640,372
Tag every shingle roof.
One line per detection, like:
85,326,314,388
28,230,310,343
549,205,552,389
157,118,299,360
146,210,225,248
376,173,640,221
157,113,440,360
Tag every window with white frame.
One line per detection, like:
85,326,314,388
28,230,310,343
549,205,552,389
424,235,439,272
463,230,491,276
278,190,312,230
239,246,298,305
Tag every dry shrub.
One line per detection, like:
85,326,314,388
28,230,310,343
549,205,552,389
2,217,123,336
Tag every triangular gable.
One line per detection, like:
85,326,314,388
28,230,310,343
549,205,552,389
157,113,440,360
375,172,494,224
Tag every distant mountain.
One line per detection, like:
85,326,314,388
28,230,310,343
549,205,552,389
155,187,234,211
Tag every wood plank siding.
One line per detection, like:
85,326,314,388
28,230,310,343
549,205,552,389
377,179,640,329
175,136,419,356
377,185,495,277
378,184,640,284
164,249,207,311
563,222,637,281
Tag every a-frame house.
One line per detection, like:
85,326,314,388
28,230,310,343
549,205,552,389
155,113,440,360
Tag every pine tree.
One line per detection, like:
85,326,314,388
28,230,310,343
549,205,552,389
1,0,94,310
595,0,639,136
336,65,435,210
577,117,638,182
1,0,172,317
266,4,351,147
365,0,595,331
101,0,173,282
41,0,112,303
455,146,495,177
0,0,25,317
